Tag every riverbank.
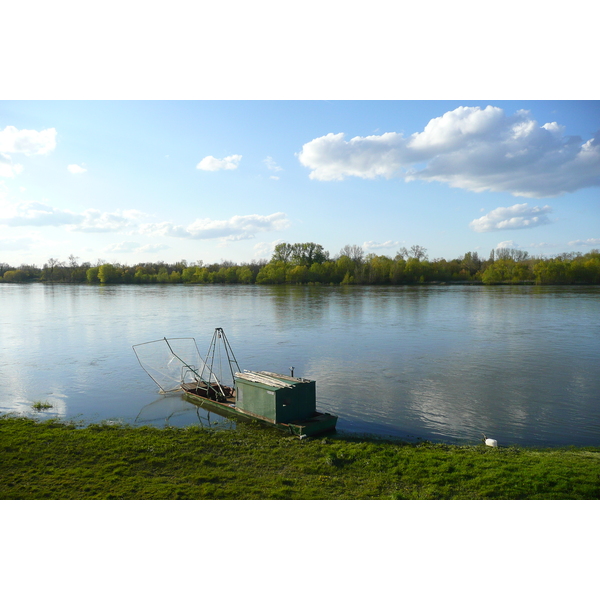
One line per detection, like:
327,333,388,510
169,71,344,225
2,416,599,499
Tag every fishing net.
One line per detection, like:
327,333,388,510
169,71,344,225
133,337,208,393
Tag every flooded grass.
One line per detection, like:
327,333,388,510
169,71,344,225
1,415,599,500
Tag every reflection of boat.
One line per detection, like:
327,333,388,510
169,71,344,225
134,394,234,430
133,328,337,437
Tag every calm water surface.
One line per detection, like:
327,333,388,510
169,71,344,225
1,283,599,446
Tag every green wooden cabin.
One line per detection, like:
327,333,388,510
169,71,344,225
234,371,317,424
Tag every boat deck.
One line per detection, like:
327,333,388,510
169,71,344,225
181,381,235,405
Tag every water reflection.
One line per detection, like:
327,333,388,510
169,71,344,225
135,394,236,430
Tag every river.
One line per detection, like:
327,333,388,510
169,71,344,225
1,283,599,446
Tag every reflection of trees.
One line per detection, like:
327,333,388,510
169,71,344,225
268,286,328,329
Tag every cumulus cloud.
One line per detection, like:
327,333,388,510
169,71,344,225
0,126,57,155
67,164,87,174
297,106,600,198
298,132,407,181
196,154,242,171
469,203,553,232
568,238,600,247
139,212,290,241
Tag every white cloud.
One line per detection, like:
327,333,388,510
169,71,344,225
104,241,141,253
496,240,518,249
140,212,290,242
528,242,560,249
469,203,553,232
70,209,145,232
0,194,287,246
138,243,170,253
408,105,505,155
0,126,57,155
363,240,399,251
0,153,24,178
297,106,600,197
0,199,145,232
196,154,242,171
253,240,283,259
264,156,283,172
103,241,171,254
68,164,87,174
568,238,600,247
0,200,82,227
298,132,407,181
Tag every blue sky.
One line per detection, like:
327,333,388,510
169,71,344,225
1,3,598,270
1,100,598,267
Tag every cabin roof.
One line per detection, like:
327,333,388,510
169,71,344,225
235,370,313,390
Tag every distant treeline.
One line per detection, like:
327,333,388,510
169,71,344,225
2,243,600,286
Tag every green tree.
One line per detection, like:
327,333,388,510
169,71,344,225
287,265,308,284
256,261,288,284
460,252,482,276
156,267,170,283
271,243,294,263
339,244,364,265
390,258,406,284
480,259,531,284
271,242,329,267
404,257,425,283
364,255,393,284
86,266,100,283
237,266,254,284
340,271,355,285
42,258,64,282
1,269,28,282
134,269,151,283
98,263,120,284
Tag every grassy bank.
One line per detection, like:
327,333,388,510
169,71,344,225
1,416,599,499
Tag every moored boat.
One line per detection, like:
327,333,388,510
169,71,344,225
133,328,337,437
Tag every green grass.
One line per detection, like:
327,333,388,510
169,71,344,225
31,401,53,411
1,415,599,499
